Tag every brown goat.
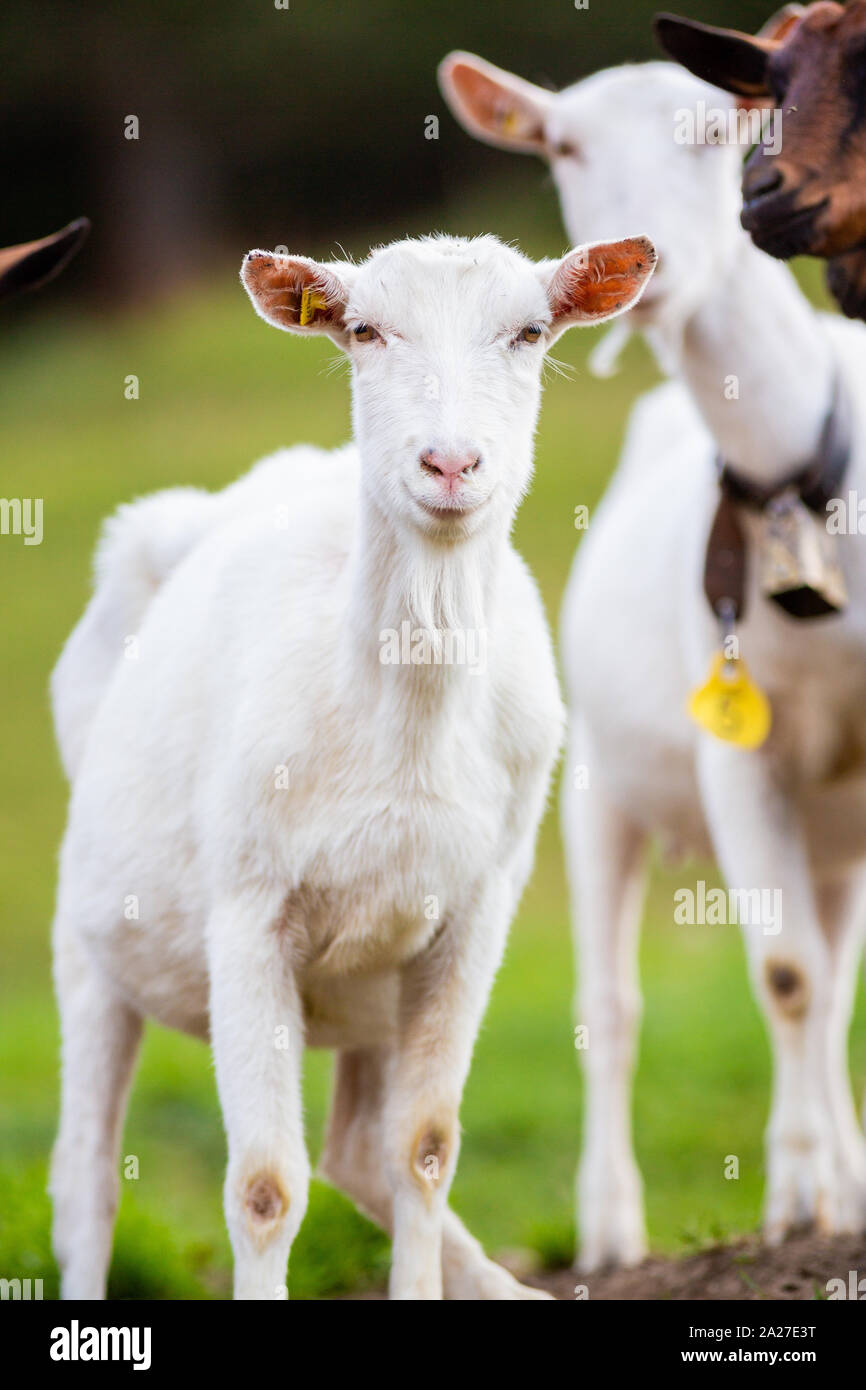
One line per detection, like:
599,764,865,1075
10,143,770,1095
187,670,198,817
0,218,90,304
656,3,866,317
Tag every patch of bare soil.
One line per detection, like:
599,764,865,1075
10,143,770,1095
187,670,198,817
340,1233,865,1299
526,1232,866,1300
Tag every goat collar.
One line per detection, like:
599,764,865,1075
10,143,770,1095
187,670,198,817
704,374,852,623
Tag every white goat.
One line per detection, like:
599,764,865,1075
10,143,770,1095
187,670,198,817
442,56,866,1269
50,232,655,1299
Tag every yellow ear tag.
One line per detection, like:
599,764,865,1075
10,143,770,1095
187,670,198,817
688,652,772,750
299,287,327,327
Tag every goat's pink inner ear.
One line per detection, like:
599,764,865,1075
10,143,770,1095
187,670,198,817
549,238,656,324
443,57,547,148
242,253,344,331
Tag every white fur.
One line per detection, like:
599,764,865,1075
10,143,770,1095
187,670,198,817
443,57,866,1269
49,232,653,1299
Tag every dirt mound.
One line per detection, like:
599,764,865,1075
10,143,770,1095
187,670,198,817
528,1232,866,1300
341,1232,865,1299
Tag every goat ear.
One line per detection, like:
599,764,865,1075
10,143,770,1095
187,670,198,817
241,252,351,341
654,13,775,99
0,218,90,302
757,4,806,43
739,5,806,109
438,51,553,154
541,238,657,336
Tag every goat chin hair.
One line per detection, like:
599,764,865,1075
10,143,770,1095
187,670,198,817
402,537,488,644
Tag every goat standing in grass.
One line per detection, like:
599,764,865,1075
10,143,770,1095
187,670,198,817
442,54,866,1270
50,232,655,1299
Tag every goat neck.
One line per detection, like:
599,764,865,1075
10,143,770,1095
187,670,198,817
668,238,837,488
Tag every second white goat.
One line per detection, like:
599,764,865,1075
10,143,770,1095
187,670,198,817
442,53,866,1270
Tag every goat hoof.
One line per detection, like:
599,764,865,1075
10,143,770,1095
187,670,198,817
445,1258,553,1300
764,1133,866,1240
577,1160,648,1272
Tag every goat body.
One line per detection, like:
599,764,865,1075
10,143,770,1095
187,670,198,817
50,232,654,1299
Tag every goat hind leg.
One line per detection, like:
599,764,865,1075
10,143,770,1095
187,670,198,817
564,730,648,1272
51,929,143,1299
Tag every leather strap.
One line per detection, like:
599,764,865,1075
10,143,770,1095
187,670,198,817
704,491,747,623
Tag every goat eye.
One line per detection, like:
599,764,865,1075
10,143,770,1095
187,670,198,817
353,323,379,342
518,324,544,344
552,140,580,160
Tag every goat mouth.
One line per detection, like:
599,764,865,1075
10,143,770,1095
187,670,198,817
741,195,830,260
411,491,490,524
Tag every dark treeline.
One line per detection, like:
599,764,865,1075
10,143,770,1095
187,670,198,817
1,0,771,302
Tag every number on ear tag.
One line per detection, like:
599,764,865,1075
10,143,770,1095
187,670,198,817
688,652,772,750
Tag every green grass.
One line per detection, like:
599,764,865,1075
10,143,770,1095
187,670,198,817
1,242,863,1299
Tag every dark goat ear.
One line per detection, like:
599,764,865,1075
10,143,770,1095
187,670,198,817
756,5,806,43
0,218,90,302
654,14,774,99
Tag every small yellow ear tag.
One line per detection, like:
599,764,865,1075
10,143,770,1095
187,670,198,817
299,287,328,327
688,652,772,750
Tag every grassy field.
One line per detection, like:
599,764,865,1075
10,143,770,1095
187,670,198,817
2,211,864,1298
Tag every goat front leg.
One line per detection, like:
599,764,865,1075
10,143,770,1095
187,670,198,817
383,888,511,1300
207,887,310,1300
321,1047,551,1298
697,741,848,1240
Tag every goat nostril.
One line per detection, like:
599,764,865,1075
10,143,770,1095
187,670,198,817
419,450,482,479
419,451,443,477
743,164,785,203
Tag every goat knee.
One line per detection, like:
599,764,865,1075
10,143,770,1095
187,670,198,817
395,1117,458,1197
245,1171,289,1240
414,1126,451,1190
228,1159,306,1254
764,957,811,1021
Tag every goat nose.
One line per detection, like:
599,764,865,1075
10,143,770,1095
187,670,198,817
742,162,786,204
419,448,482,480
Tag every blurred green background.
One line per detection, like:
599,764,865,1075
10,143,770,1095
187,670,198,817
2,0,864,1299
